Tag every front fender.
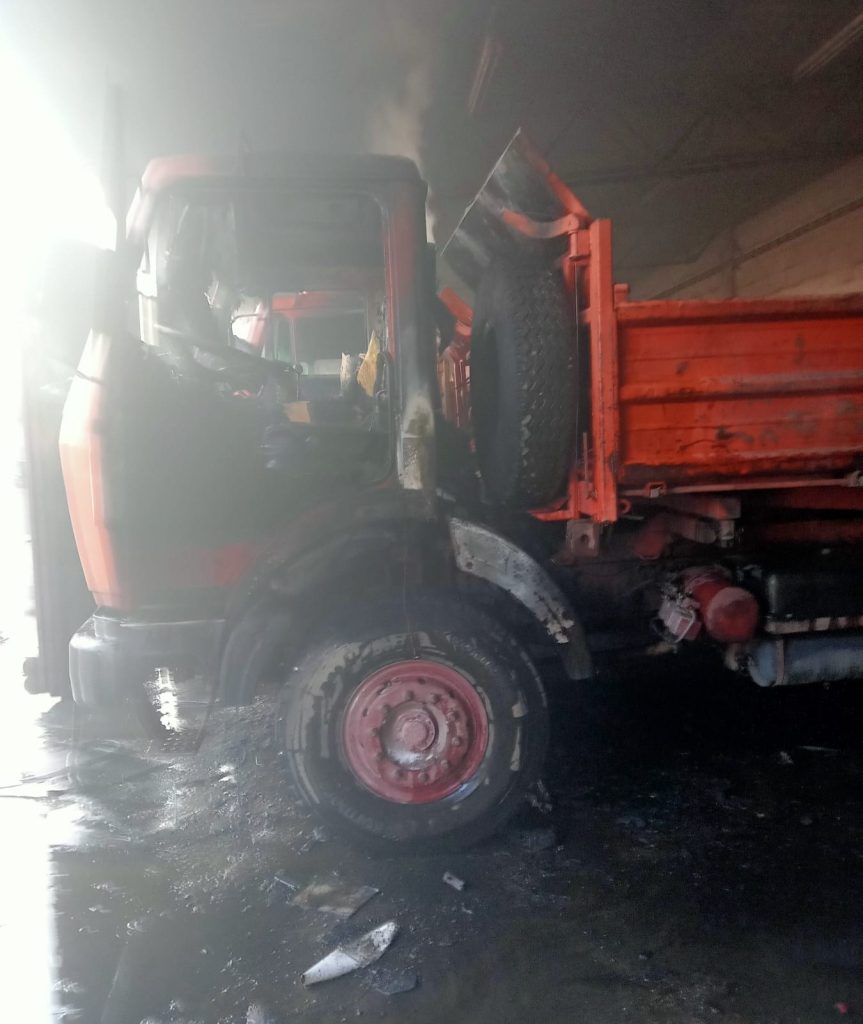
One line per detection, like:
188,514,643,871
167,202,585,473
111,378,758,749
218,519,438,704
448,516,592,680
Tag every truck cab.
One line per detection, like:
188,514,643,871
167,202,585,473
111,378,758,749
62,152,434,615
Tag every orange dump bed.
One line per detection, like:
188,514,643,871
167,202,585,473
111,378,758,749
615,295,863,492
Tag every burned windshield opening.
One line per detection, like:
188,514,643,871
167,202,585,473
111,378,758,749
139,187,385,350
136,185,392,478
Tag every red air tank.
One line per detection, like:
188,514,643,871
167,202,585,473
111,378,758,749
681,568,759,644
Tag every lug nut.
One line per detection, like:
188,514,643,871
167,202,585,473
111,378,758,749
451,737,463,747
430,694,441,705
406,690,415,701
419,772,429,783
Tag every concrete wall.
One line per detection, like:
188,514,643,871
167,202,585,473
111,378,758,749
630,157,863,301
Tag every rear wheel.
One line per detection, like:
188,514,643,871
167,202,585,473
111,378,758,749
284,594,548,851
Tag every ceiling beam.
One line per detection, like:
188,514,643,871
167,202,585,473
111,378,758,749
794,8,863,79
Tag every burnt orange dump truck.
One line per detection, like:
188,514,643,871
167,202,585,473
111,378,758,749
46,132,863,848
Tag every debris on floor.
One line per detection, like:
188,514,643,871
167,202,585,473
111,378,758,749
298,825,329,852
302,921,399,985
442,871,465,892
7,661,863,1022
246,1002,279,1024
616,814,647,829
526,779,554,814
368,965,419,995
290,878,379,919
511,826,557,853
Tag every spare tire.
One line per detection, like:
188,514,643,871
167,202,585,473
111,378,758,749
470,257,575,507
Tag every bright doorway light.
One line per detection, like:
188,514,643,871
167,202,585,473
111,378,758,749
0,46,116,307
0,46,116,635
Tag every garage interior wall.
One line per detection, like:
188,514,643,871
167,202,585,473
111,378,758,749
630,157,863,301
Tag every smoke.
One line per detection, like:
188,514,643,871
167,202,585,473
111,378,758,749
370,61,432,171
366,4,437,239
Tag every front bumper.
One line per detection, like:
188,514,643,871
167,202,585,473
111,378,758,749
69,613,224,707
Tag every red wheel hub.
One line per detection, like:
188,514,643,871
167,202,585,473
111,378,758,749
341,659,490,804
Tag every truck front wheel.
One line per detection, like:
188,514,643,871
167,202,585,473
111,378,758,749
284,595,548,851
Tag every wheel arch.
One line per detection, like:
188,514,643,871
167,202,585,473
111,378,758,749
216,513,592,706
448,515,592,680
217,518,450,705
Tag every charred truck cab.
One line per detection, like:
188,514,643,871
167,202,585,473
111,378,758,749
57,134,863,850
64,155,438,698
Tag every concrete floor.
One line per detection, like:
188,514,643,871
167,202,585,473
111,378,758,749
3,625,863,1024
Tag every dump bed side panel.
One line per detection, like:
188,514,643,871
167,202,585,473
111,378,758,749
616,299,863,490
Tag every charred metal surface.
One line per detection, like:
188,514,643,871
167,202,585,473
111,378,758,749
218,513,448,705
398,402,435,496
441,130,578,291
70,613,223,707
448,516,592,679
558,520,602,562
387,180,437,500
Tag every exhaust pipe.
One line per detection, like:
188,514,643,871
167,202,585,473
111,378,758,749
749,634,863,687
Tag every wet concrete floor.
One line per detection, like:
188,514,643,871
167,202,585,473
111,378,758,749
3,619,863,1023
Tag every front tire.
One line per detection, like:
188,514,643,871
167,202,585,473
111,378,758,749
284,594,548,852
